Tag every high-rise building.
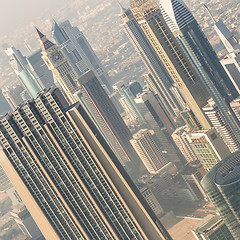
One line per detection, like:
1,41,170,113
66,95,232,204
135,91,184,166
230,96,240,123
36,28,79,104
130,129,168,174
75,70,139,167
187,129,231,171
202,99,240,153
172,126,198,163
159,0,240,139
180,109,201,131
204,4,240,54
0,88,172,240
2,84,27,110
113,81,146,124
5,46,43,98
139,185,164,218
192,215,234,240
27,49,55,90
181,162,208,201
129,0,211,129
128,81,143,97
160,0,238,101
201,151,240,239
119,4,182,119
204,5,240,95
52,20,112,93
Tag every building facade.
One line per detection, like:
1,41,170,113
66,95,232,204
201,151,240,239
52,20,112,93
5,46,43,98
130,129,167,174
0,88,172,240
129,0,212,129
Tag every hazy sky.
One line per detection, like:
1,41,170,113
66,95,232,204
0,0,67,35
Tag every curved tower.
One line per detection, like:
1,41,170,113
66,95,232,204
202,151,240,239
159,0,239,101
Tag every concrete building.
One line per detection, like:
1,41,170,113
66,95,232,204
203,99,240,153
130,129,167,174
139,185,164,218
172,126,198,163
0,88,173,240
187,129,231,171
181,162,208,201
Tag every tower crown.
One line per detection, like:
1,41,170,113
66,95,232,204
35,27,55,52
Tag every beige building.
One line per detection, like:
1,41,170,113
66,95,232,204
131,129,168,174
130,0,211,129
187,128,231,171
0,89,172,240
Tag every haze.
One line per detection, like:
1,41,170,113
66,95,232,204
0,0,67,35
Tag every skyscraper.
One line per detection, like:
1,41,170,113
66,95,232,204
113,81,146,124
202,99,240,153
201,151,240,239
75,70,139,166
0,88,172,240
36,28,78,104
2,84,27,110
129,0,212,129
119,4,182,120
5,46,43,98
130,129,167,174
159,0,238,101
204,5,240,95
27,49,55,90
187,129,231,171
135,91,184,166
52,20,112,93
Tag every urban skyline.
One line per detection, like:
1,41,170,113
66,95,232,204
1,0,240,239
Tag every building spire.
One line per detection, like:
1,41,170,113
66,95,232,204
35,27,55,52
117,0,126,13
35,27,45,39
204,4,216,23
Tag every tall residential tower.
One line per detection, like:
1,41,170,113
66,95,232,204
0,88,172,240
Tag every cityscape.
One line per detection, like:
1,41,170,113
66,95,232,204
1,0,240,239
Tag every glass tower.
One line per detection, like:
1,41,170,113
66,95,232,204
129,0,212,130
52,20,113,93
201,151,240,239
5,46,43,98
